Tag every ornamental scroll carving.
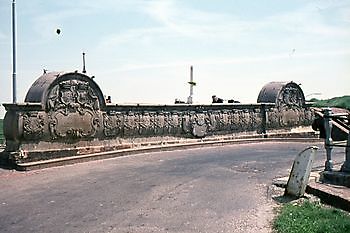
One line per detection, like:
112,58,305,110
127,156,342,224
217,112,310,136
103,113,123,137
191,113,208,138
47,79,101,139
278,86,304,108
23,112,45,140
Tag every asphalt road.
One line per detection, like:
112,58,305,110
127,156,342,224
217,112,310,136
0,142,345,233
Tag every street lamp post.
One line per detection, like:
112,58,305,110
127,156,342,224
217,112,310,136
12,0,17,103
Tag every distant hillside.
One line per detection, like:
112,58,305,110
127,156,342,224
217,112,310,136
311,95,350,111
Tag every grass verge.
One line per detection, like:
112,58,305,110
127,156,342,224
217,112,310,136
273,201,350,233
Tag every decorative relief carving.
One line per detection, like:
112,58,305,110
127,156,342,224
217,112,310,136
23,112,45,139
167,112,182,135
47,80,100,113
163,112,170,134
103,113,123,137
154,112,165,135
278,86,304,108
124,112,138,136
191,113,209,138
207,111,217,132
267,108,282,128
138,112,152,135
252,109,262,129
182,113,191,134
244,110,253,130
47,79,101,139
230,110,242,131
164,112,180,135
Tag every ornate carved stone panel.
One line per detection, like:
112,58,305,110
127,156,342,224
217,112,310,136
103,113,123,137
278,85,304,109
231,111,240,131
23,112,45,140
47,79,101,139
252,109,262,129
164,112,181,135
267,108,282,128
153,112,165,135
182,113,191,134
138,112,152,135
47,80,100,113
207,111,217,132
191,113,208,138
124,112,138,137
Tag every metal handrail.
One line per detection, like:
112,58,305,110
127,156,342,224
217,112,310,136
321,108,350,172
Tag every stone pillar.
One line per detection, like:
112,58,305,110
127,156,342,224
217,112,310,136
323,108,333,171
260,104,267,136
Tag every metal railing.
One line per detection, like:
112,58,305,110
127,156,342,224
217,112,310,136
321,108,350,172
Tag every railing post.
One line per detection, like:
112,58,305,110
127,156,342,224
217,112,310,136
341,132,350,172
260,104,267,136
323,108,333,171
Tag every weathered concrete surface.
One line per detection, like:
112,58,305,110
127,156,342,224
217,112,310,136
274,161,350,212
0,142,345,233
285,146,317,197
10,131,319,171
307,178,350,212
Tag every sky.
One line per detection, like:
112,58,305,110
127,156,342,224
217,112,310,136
0,0,349,118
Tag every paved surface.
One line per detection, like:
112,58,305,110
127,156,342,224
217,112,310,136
0,142,346,233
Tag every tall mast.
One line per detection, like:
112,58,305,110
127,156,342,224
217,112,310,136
12,0,17,103
187,66,196,104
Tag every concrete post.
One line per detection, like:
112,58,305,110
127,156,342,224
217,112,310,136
324,108,333,171
285,146,318,197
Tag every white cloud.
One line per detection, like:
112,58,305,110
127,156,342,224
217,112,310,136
96,0,350,53
93,48,350,74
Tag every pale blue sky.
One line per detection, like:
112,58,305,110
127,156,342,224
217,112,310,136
0,0,349,118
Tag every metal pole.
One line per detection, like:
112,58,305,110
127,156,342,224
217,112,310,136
187,66,194,104
82,52,86,74
12,0,17,103
190,66,193,97
324,108,333,171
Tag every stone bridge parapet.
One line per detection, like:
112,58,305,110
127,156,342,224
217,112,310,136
1,72,314,166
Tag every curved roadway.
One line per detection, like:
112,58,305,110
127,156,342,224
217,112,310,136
0,142,345,233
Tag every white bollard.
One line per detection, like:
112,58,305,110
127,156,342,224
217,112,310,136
285,146,318,197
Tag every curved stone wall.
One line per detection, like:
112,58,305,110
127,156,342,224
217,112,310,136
1,72,314,165
257,81,305,108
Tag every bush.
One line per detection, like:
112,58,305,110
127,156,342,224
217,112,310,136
312,96,350,111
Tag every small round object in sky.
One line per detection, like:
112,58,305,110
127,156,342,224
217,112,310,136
56,28,61,35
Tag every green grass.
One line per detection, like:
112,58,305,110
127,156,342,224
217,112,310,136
274,201,350,233
311,95,350,111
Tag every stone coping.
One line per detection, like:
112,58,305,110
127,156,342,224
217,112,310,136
9,131,320,171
